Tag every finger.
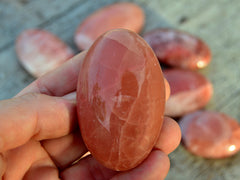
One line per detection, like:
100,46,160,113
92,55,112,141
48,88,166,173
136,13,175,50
3,140,58,180
154,116,181,154
16,51,86,97
112,150,170,180
0,153,5,178
62,91,76,102
60,155,117,180
164,78,170,101
60,150,170,180
0,93,77,152
41,131,88,170
23,155,59,180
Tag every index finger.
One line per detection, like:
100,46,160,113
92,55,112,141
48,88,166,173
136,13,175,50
0,93,77,152
16,51,86,97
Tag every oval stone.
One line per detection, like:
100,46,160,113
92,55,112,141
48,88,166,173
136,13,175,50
74,2,145,50
164,69,213,117
143,28,211,69
16,29,74,77
77,29,165,171
180,111,240,158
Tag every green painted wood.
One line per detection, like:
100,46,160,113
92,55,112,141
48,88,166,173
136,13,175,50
0,0,239,179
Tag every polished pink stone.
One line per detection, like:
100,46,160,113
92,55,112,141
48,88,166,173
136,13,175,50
180,111,240,158
77,29,165,171
143,28,211,69
164,68,213,117
74,2,145,50
16,29,74,77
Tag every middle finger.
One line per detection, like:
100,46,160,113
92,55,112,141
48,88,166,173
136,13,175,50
41,131,88,170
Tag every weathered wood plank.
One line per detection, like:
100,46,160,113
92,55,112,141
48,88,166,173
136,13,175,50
0,46,34,99
0,1,39,51
0,0,86,51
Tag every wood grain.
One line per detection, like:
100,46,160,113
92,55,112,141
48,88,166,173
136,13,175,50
0,0,240,179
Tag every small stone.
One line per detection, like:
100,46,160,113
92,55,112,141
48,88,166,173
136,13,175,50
180,111,240,158
16,29,74,77
77,29,165,171
74,2,145,50
164,68,213,117
143,28,211,69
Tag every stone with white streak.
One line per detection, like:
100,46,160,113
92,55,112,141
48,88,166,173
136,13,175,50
180,111,240,158
16,29,74,77
164,68,213,117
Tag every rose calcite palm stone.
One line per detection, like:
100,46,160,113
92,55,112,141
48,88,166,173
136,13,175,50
164,69,213,117
74,2,145,50
180,111,240,158
143,28,211,70
16,29,74,77
77,29,166,171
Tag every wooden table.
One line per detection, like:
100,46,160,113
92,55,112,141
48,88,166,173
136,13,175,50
1,0,240,179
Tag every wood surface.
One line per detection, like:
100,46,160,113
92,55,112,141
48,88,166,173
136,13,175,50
0,0,240,179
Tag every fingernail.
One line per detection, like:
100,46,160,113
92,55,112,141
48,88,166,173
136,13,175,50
62,92,77,102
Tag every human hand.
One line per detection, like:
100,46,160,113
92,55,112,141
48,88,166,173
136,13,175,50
0,52,181,180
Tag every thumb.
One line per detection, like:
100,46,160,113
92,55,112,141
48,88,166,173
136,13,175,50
0,93,77,152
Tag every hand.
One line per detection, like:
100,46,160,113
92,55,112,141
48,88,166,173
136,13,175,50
0,52,181,180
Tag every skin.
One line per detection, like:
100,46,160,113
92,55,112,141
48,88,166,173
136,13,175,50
0,52,181,180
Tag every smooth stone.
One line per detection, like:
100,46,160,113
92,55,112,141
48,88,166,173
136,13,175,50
180,111,240,158
15,29,74,77
164,68,213,117
143,28,211,69
77,29,165,171
74,2,145,50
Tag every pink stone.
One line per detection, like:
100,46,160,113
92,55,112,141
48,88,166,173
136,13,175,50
77,29,165,171
180,111,240,158
16,29,74,77
143,28,211,69
74,2,145,50
164,68,213,117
